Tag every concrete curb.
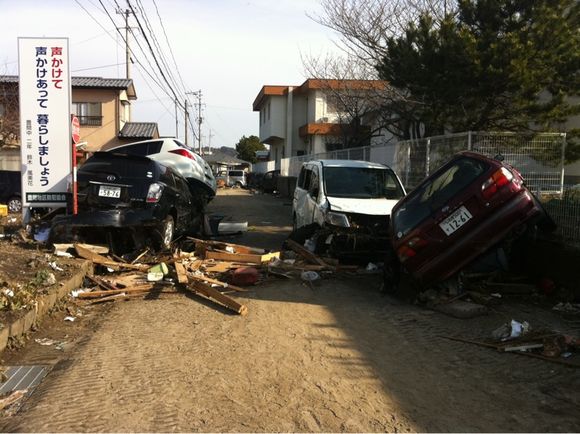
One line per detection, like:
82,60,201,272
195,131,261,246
0,260,93,353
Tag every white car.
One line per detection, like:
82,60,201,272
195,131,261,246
292,159,406,257
106,138,216,209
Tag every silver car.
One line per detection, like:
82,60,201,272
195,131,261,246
106,138,216,208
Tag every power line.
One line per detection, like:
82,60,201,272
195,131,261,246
125,0,185,109
133,0,186,100
151,0,189,98
74,0,183,129
72,62,125,72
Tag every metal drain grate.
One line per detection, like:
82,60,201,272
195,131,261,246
0,365,49,395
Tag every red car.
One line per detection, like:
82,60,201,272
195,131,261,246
389,151,550,287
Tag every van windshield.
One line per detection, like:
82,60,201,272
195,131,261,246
229,171,244,177
323,167,405,199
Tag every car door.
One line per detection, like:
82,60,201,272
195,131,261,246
293,165,311,228
305,164,324,226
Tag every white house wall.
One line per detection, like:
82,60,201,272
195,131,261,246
259,95,286,143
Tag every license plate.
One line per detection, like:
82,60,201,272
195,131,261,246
98,185,121,198
439,205,472,236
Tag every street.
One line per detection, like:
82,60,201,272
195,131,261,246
0,189,579,432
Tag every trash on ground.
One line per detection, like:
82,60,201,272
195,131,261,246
66,235,365,317
440,327,580,368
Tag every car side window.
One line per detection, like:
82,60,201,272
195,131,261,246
309,166,320,199
146,141,163,154
298,167,312,190
120,142,149,156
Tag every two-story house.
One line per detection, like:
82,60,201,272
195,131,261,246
0,75,159,170
252,79,391,169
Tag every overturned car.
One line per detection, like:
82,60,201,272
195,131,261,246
388,151,555,289
50,152,201,250
292,159,406,260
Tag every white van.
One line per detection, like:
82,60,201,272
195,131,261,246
292,160,406,256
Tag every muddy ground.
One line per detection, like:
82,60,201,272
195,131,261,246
0,189,579,432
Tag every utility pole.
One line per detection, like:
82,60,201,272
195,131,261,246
175,99,178,138
116,8,133,79
186,90,203,154
184,98,189,146
208,129,215,154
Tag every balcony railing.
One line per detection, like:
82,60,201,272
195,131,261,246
77,115,102,126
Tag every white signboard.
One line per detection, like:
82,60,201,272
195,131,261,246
18,37,71,207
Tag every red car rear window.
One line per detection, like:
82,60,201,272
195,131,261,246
393,157,489,236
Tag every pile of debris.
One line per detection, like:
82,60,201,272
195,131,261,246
441,319,580,368
68,237,364,316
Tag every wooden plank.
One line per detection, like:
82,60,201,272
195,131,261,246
205,250,279,264
187,281,248,316
74,244,148,271
174,261,189,284
284,239,332,268
188,237,265,255
86,274,118,292
188,273,247,292
77,285,155,299
202,261,241,273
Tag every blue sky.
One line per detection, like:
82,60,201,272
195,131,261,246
0,0,339,148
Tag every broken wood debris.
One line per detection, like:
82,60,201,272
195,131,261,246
69,237,364,316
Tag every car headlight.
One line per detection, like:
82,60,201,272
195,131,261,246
325,211,350,228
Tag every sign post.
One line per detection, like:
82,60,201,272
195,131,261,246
71,115,80,215
18,37,71,221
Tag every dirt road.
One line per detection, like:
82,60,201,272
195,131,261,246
1,189,579,432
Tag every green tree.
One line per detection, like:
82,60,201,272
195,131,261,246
375,0,580,157
235,135,266,163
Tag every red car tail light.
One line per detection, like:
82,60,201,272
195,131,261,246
146,182,164,203
397,236,428,263
481,167,514,200
169,148,196,161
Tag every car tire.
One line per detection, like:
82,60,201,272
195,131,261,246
155,215,174,250
7,196,22,213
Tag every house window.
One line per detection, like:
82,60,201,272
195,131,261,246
267,101,271,120
72,102,102,126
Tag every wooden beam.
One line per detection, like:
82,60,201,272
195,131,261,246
77,285,155,299
188,273,247,292
74,244,148,271
188,237,265,255
187,281,248,316
205,250,279,264
284,239,332,269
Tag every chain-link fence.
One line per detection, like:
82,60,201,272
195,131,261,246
282,131,579,245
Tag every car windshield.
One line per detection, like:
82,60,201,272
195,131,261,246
393,156,488,236
323,166,405,199
229,171,244,177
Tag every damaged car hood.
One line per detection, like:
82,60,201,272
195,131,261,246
327,196,399,216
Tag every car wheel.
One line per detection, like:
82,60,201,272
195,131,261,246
7,196,22,213
235,182,243,189
156,215,174,250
